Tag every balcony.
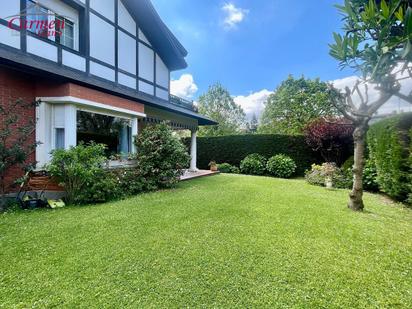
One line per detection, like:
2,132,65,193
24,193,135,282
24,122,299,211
170,95,198,112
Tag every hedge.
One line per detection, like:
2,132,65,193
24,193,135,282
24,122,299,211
409,127,412,204
183,134,320,175
367,113,412,203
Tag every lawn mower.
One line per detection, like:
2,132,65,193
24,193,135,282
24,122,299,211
16,172,65,210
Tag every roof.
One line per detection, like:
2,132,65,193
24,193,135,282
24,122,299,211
123,0,188,71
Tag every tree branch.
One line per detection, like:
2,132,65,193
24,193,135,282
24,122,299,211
367,91,393,115
391,91,412,105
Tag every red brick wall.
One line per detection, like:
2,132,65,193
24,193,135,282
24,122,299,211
0,67,36,192
36,82,145,113
0,67,146,192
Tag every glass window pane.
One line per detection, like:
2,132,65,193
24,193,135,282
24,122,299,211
26,0,49,37
55,128,65,149
55,16,75,49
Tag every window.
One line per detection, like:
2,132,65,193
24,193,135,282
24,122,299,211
26,0,49,38
55,16,74,49
55,128,65,149
26,0,77,50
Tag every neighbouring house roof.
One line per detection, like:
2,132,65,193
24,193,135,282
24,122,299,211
123,0,188,71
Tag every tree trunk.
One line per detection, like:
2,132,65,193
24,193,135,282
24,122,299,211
348,122,368,211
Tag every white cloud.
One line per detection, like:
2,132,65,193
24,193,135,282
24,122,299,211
234,89,272,120
331,75,412,116
222,3,249,29
170,74,198,99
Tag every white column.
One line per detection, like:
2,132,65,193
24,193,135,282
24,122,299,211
131,117,138,153
189,129,198,172
64,104,77,149
35,102,50,168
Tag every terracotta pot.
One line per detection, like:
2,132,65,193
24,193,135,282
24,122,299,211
210,165,218,172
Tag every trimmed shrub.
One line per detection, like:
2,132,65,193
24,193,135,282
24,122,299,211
340,156,379,192
183,134,320,176
217,163,239,173
77,170,123,204
266,154,296,178
409,127,412,204
341,156,354,173
362,159,379,192
48,143,109,205
112,168,145,196
240,154,267,175
217,163,233,173
305,164,325,186
367,113,412,203
135,122,190,189
305,163,351,189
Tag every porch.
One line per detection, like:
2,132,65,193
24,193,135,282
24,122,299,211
35,91,201,171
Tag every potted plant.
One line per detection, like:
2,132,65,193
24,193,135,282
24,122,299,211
209,161,218,172
321,162,336,189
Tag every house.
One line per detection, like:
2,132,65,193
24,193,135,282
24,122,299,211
0,0,216,190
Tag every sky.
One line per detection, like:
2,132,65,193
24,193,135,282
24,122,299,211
152,0,412,119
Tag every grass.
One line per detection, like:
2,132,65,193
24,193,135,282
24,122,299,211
1,174,412,308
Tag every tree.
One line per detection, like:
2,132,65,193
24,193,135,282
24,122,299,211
259,76,341,135
197,83,246,136
304,117,354,165
0,99,39,210
329,0,412,210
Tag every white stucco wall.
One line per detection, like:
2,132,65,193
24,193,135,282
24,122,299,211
156,54,169,89
118,0,136,35
139,43,154,82
90,13,115,65
118,30,136,74
90,0,115,22
27,36,58,62
90,61,115,81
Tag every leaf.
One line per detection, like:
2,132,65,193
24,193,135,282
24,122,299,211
395,6,404,22
381,0,390,19
401,40,412,59
334,4,346,14
344,0,357,21
405,7,412,38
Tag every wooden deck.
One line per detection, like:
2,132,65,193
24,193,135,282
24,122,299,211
180,170,220,181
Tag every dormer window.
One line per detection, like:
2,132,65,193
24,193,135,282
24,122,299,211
26,0,79,51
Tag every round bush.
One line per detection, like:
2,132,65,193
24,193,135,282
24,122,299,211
240,154,267,175
217,163,234,173
266,154,297,178
305,164,324,186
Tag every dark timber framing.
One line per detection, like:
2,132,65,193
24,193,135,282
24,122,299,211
0,0,216,125
3,1,169,94
114,0,119,83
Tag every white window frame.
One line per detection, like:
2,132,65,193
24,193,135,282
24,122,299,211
27,0,79,51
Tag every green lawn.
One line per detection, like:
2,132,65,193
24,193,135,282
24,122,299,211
1,174,411,308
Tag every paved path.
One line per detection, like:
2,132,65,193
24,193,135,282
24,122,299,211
180,170,220,181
